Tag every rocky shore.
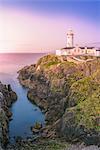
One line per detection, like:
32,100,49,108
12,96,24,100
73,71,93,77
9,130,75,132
0,82,17,149
5,139,100,150
18,54,100,149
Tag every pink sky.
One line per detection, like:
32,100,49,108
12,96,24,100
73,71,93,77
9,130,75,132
0,7,99,53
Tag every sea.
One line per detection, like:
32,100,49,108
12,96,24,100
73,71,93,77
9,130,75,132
0,53,46,143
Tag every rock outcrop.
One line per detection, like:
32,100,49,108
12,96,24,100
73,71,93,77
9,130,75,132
6,139,100,150
0,82,17,148
18,55,100,146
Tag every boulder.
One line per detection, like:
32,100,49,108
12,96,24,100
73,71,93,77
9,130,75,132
31,122,42,133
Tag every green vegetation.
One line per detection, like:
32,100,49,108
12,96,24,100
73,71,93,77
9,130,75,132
69,77,99,105
14,139,69,150
75,87,100,131
37,54,61,69
34,122,42,129
68,75,100,131
92,69,100,83
18,54,100,145
31,139,69,150
37,55,100,131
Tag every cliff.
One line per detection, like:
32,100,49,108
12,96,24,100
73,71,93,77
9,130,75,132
18,55,100,146
0,82,17,148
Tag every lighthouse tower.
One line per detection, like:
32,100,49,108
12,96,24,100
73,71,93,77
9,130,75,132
67,30,74,47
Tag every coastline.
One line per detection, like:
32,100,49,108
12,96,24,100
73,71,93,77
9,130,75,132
17,54,100,149
0,54,100,150
0,82,17,148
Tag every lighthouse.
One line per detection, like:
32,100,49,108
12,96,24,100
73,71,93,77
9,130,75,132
67,30,74,47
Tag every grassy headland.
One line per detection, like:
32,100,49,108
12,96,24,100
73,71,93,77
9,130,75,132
18,55,100,148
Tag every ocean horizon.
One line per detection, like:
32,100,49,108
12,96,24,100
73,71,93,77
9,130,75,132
0,53,47,75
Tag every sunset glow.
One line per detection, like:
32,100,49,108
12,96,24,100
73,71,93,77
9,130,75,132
0,1,99,53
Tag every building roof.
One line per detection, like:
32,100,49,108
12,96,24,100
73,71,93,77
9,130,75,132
61,47,75,50
61,46,94,50
96,47,100,51
79,47,94,49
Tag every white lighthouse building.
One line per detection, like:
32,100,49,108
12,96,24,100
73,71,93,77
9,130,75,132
56,30,100,57
66,30,74,47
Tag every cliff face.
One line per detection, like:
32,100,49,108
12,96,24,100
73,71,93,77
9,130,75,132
0,82,17,148
18,55,100,145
